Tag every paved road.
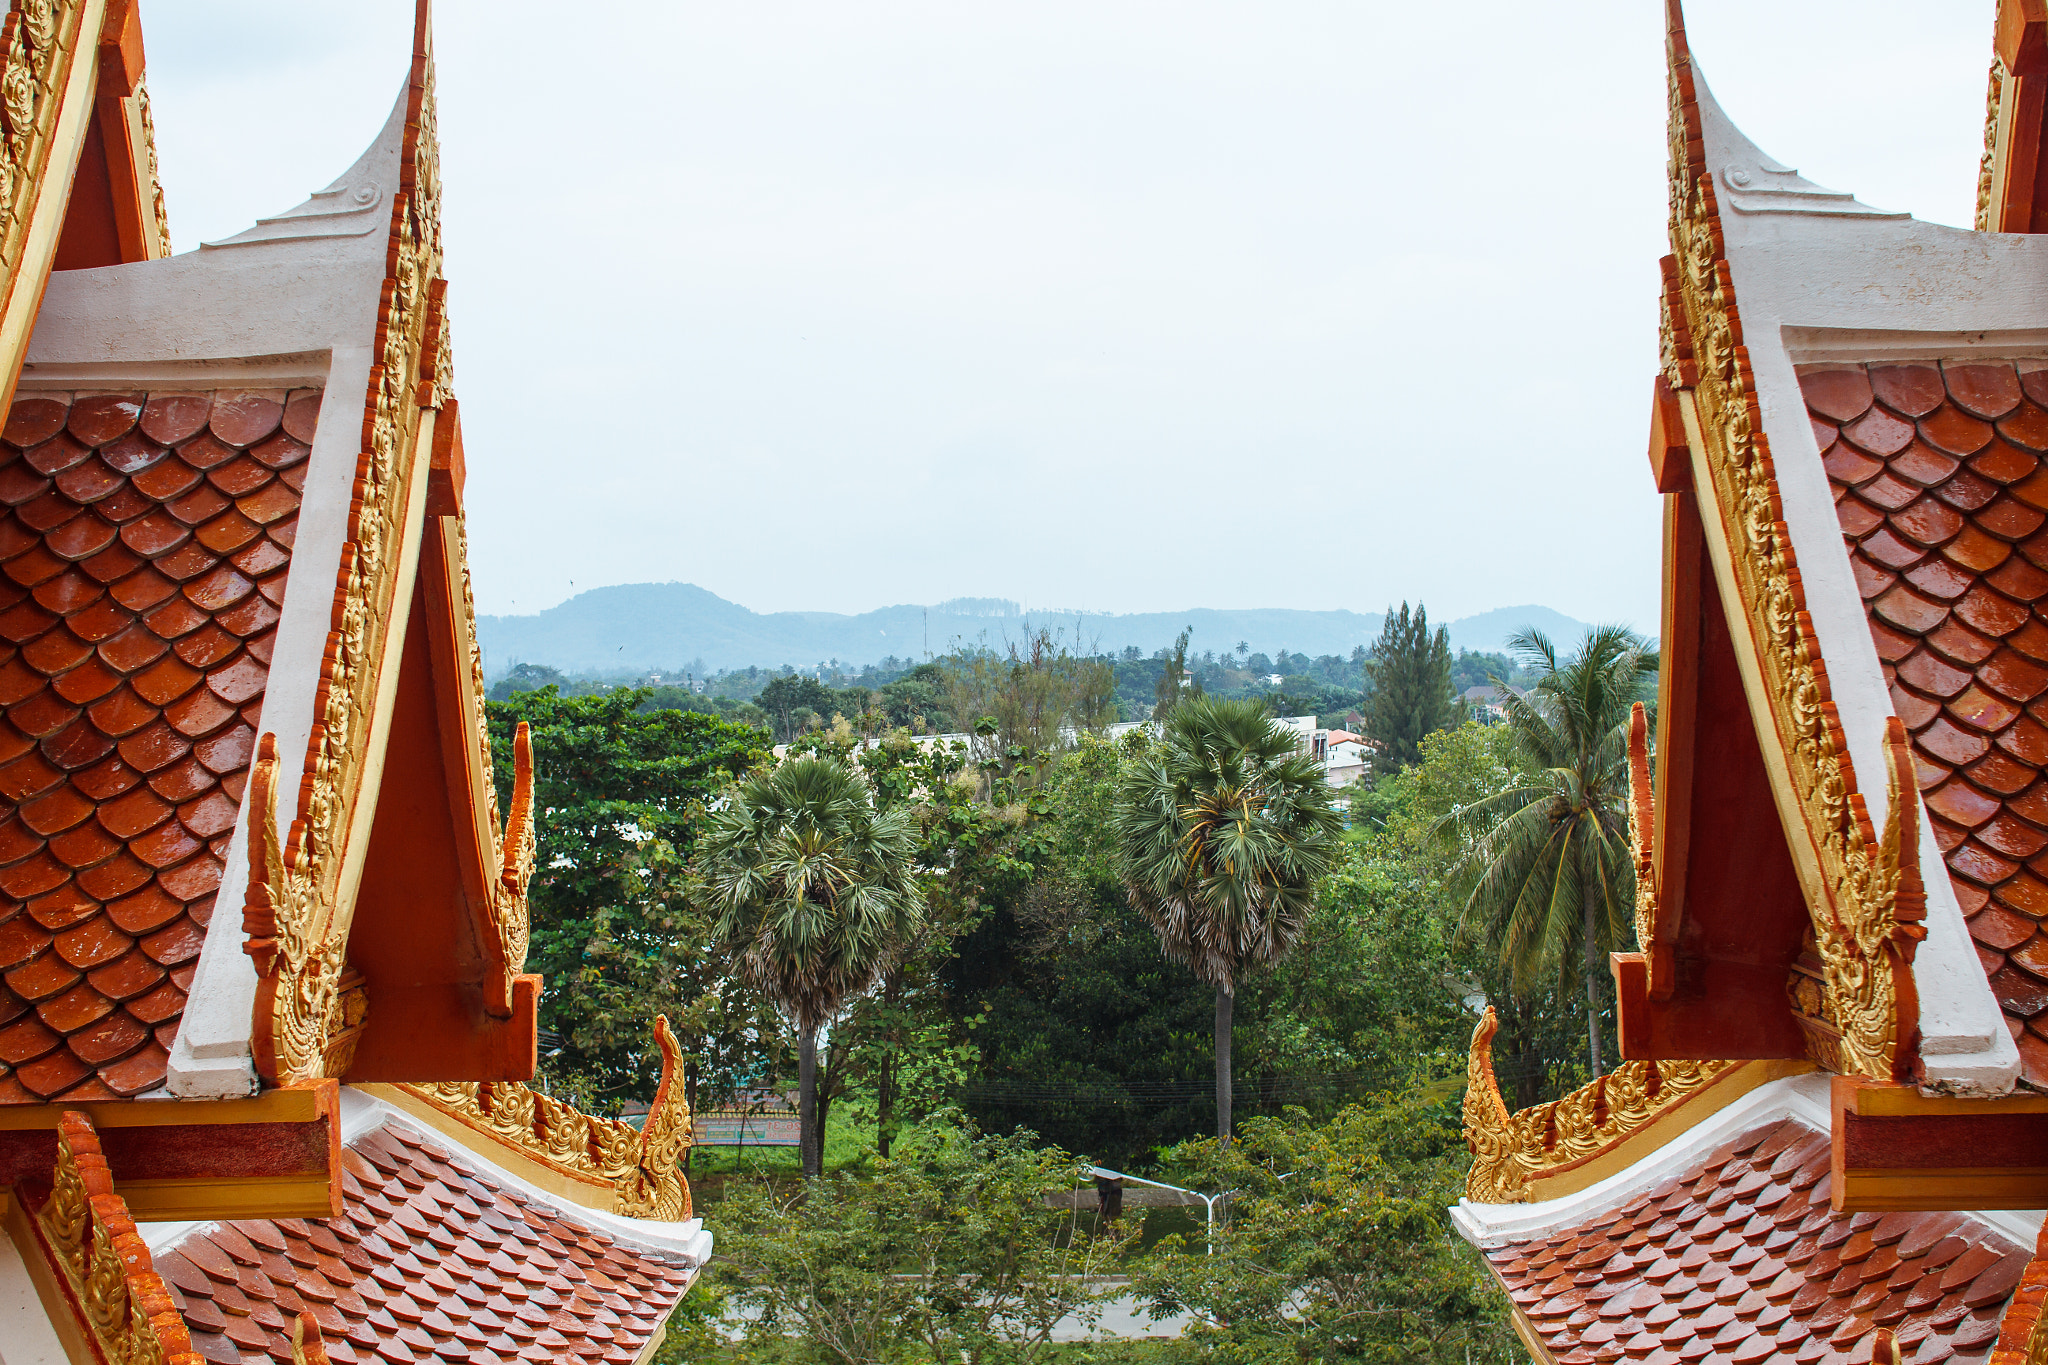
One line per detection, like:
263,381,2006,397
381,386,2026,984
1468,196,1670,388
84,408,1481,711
1050,1291,1190,1341
724,1282,1192,1343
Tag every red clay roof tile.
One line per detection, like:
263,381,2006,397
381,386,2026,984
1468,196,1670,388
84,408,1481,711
1488,1120,2021,1365
1947,364,2024,420
1797,358,2048,1087
0,392,313,1100
1803,369,1875,423
140,394,213,447
173,1120,697,1362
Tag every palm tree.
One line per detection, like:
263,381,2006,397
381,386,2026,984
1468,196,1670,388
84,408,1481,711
1438,625,1657,1077
697,756,924,1176
1115,696,1342,1143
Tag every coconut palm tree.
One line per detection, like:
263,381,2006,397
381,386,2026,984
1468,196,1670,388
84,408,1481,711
696,756,924,1177
1438,625,1657,1077
1115,696,1342,1143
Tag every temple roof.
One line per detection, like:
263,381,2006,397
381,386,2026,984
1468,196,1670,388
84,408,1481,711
1619,0,2028,1093
1471,1112,2029,1364
153,1102,704,1364
0,388,310,1101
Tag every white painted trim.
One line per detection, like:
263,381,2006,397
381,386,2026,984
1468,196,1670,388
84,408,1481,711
1451,1072,1833,1249
1783,328,2048,365
17,351,333,389
0,1222,66,1365
1688,65,2027,1094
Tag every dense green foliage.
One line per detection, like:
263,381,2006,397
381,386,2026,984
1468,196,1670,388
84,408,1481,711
1438,626,1656,1073
1361,602,1458,768
490,633,1534,744
492,629,1647,1357
711,1111,1124,1364
1116,697,1343,1140
1133,1092,1519,1363
484,687,771,1103
696,756,926,1174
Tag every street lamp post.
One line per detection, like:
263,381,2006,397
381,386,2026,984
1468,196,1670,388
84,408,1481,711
1085,1165,1231,1254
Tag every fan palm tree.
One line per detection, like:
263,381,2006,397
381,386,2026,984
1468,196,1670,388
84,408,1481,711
1437,625,1657,1077
696,756,924,1176
1115,696,1342,1143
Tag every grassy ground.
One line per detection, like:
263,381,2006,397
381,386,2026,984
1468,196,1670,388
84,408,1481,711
685,1105,878,1202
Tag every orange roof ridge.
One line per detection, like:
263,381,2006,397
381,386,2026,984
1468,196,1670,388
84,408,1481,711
22,1110,204,1363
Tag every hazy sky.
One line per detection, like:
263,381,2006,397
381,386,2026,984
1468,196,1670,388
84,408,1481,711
144,2,1987,631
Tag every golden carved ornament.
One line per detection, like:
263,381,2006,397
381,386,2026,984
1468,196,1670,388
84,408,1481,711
242,734,366,1081
132,75,169,257
1463,1006,1737,1204
1990,1247,2048,1364
291,1312,333,1365
495,718,536,978
34,1111,203,1365
245,19,447,1083
1626,700,1656,955
0,0,87,264
1662,19,1925,1082
398,1016,694,1221
453,515,500,837
1978,58,2005,233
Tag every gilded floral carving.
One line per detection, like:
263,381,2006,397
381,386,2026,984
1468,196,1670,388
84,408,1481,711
1661,28,1925,1082
453,517,500,839
398,1016,694,1221
0,0,85,260
1626,701,1657,955
244,32,448,1084
34,1112,203,1365
1464,1006,1737,1205
133,76,169,256
494,719,536,981
1978,59,2005,233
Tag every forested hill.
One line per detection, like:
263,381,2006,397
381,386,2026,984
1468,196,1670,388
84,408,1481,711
474,583,1594,676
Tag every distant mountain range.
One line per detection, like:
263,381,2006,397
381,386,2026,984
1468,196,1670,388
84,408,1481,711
473,583,1599,678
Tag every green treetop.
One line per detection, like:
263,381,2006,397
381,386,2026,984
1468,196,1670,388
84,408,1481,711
1362,601,1458,769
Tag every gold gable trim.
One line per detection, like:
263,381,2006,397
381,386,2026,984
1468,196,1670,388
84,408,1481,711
23,1111,204,1365
1659,10,1925,1083
1463,1006,1766,1205
0,0,105,414
380,1016,694,1222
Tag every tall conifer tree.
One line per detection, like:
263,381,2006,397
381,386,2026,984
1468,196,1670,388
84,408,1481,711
1362,602,1457,770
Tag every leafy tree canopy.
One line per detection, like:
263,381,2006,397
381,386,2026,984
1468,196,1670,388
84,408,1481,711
1362,602,1458,769
484,686,769,1101
1135,1089,1519,1363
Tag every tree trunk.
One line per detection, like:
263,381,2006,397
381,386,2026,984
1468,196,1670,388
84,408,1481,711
876,1052,894,1159
1583,895,1603,1077
1216,985,1234,1146
799,1025,821,1178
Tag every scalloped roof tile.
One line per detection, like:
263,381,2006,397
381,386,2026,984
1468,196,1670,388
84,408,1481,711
1799,359,2048,1089
158,1120,696,1364
1484,1118,2025,1365
0,389,313,1102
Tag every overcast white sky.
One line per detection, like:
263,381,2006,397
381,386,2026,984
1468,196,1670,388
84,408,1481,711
143,2,1988,630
